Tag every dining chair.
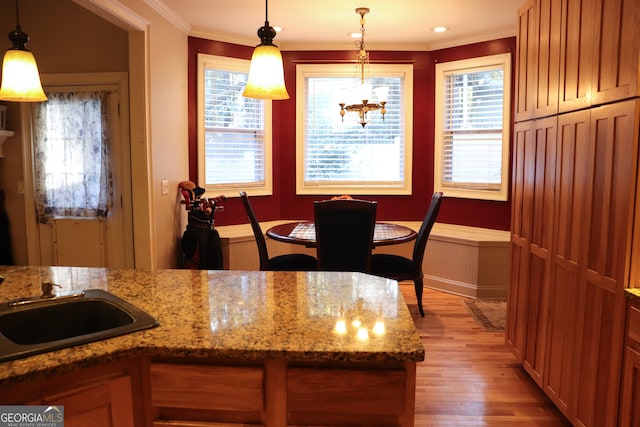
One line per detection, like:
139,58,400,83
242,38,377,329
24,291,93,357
370,192,443,317
313,198,377,273
239,192,317,271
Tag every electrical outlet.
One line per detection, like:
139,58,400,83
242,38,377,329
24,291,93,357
161,180,169,195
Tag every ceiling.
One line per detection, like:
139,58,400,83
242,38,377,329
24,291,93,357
152,0,520,51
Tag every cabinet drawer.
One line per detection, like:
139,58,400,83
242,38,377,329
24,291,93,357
287,367,405,415
150,364,263,412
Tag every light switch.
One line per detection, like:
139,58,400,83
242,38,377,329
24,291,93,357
161,180,169,195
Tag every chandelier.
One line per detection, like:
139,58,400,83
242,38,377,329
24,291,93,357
339,8,388,128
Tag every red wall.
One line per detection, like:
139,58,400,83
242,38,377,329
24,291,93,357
188,37,515,231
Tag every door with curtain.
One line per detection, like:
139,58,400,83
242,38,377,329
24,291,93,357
27,78,133,268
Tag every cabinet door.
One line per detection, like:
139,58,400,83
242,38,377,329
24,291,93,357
558,0,595,113
522,116,557,385
534,0,562,118
43,375,135,427
591,0,640,105
573,100,638,427
543,108,591,419
507,121,533,360
515,0,537,122
621,303,640,427
620,346,640,427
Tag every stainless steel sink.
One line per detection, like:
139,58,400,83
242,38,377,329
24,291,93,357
0,289,159,362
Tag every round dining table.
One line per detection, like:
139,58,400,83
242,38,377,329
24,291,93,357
266,221,417,248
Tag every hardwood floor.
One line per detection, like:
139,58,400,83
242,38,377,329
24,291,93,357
399,284,571,427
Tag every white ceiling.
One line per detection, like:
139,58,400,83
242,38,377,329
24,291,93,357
151,0,520,51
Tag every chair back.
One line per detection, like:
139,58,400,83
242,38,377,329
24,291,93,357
313,199,377,272
239,191,270,270
412,192,444,270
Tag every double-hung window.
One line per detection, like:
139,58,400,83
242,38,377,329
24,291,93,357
434,53,511,201
296,63,413,195
197,54,272,196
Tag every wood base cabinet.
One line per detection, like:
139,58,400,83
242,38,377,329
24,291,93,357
0,361,141,427
620,301,640,427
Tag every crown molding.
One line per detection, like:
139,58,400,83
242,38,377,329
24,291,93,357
72,0,149,31
142,0,191,34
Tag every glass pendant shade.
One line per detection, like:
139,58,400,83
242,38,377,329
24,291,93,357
243,44,289,100
0,49,47,102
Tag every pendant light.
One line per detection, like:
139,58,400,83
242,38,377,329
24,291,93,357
242,0,289,100
0,0,47,102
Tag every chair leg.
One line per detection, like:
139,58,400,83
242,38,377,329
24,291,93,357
414,278,425,317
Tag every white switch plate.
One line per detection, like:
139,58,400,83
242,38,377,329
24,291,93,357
161,180,169,195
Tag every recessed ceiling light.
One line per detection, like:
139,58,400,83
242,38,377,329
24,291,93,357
274,26,283,32
433,26,448,33
350,32,362,38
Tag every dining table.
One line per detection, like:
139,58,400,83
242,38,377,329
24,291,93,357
266,221,417,248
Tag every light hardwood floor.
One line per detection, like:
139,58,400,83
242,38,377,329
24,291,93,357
400,284,571,427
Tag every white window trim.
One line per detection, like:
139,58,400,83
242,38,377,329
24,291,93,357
197,53,273,197
434,53,511,201
295,63,413,196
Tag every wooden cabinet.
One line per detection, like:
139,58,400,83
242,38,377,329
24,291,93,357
0,361,140,427
511,1,640,425
507,116,556,386
516,0,640,119
620,301,640,427
149,362,265,426
515,0,537,122
41,375,135,427
148,360,415,427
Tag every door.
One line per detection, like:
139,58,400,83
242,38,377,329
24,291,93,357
23,73,134,268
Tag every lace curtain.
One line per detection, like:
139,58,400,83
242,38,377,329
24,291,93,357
33,91,113,223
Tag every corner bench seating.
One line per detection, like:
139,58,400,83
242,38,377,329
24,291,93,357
215,221,510,300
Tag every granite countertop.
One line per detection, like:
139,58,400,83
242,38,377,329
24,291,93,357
625,288,640,302
0,266,425,384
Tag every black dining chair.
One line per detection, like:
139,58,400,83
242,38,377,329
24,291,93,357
370,192,443,317
240,192,317,271
313,198,377,273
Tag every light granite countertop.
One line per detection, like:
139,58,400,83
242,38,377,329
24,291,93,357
0,266,424,384
625,288,640,302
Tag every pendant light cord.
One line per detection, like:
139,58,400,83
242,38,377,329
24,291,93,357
15,0,21,28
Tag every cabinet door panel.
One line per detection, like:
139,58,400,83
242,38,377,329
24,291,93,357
43,376,134,427
534,0,561,118
544,109,591,419
573,100,638,427
620,346,640,427
558,0,595,113
515,0,537,121
591,0,640,104
522,117,557,385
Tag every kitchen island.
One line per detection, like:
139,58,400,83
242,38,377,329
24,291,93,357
0,266,424,427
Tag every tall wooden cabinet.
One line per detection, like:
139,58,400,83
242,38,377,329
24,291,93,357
507,1,640,426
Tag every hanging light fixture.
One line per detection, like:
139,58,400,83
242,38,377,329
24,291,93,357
339,7,388,128
0,0,47,102
242,0,289,100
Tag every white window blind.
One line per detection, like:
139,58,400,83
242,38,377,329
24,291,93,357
197,54,272,195
296,63,413,195
435,54,511,201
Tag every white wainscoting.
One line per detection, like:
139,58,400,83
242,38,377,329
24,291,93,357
216,221,510,300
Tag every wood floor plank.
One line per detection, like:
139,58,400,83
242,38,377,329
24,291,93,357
400,284,571,427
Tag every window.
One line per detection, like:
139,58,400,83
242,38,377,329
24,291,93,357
197,54,272,196
296,63,413,195
434,53,511,201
